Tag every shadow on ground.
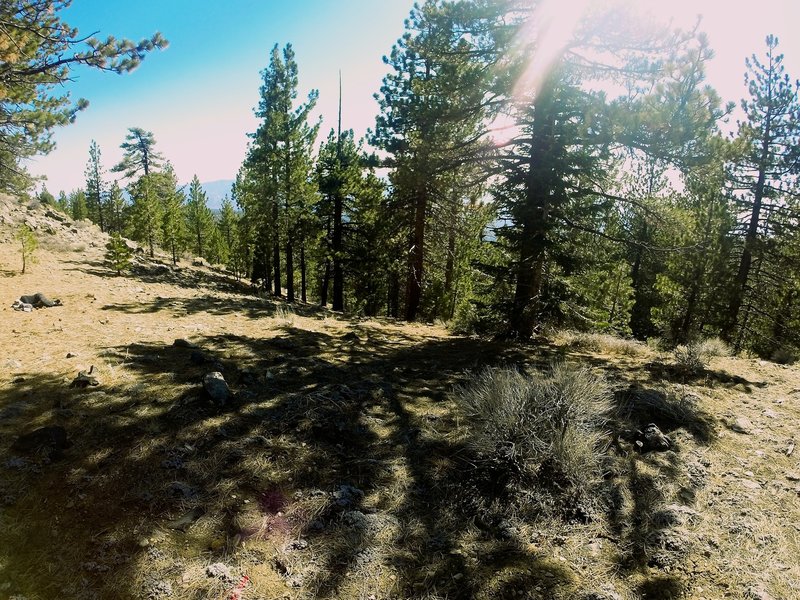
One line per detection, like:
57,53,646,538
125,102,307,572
0,330,710,599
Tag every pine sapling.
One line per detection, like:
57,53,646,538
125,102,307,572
105,232,133,275
16,224,38,273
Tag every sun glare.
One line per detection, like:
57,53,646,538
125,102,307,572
512,0,592,100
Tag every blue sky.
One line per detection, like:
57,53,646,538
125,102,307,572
28,0,800,195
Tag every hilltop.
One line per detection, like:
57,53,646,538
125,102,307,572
0,196,798,600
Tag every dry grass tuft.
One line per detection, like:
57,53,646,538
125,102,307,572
455,364,612,516
556,330,649,357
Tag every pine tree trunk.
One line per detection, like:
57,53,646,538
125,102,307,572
321,259,331,307
508,87,555,340
726,113,771,340
272,196,282,296
286,238,295,302
332,192,344,311
405,186,427,321
388,271,400,318
300,244,307,303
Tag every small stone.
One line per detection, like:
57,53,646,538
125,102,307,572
205,562,233,582
66,352,77,358
731,417,753,434
173,339,199,349
203,372,230,405
741,479,762,490
786,473,800,482
763,409,779,419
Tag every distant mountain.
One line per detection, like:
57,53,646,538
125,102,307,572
196,179,235,211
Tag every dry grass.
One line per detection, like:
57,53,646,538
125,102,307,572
555,330,649,357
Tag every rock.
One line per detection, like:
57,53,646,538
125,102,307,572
333,484,364,508
763,409,779,419
193,257,209,267
205,562,233,582
69,366,100,388
173,338,199,349
730,417,753,434
203,372,230,405
190,350,209,365
65,352,77,358
11,426,70,458
166,507,205,531
785,473,800,482
341,331,361,342
634,423,671,452
745,585,775,600
741,479,762,490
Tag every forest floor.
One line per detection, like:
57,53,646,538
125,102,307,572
0,195,799,600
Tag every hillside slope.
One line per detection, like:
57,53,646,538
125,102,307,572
0,196,798,600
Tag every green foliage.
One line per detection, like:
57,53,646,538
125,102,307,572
158,167,185,264
184,175,214,259
106,181,127,234
69,189,88,220
84,140,106,231
244,43,319,301
128,174,163,257
0,1,166,193
112,127,164,179
104,232,132,275
16,223,38,273
37,186,55,206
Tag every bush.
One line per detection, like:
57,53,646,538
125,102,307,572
770,347,796,365
455,364,612,515
556,330,648,357
697,337,731,358
450,300,478,335
673,343,707,373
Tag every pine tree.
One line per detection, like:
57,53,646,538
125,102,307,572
725,36,800,349
184,175,214,259
69,189,88,220
16,224,38,273
85,140,106,231
0,1,166,193
157,167,185,264
217,195,238,265
128,174,162,257
106,181,127,234
112,128,164,180
372,0,491,321
246,43,319,301
105,232,133,275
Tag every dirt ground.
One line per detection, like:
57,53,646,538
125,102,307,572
0,197,799,600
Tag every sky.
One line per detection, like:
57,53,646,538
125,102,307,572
27,0,800,195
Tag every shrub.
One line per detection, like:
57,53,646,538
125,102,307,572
770,347,796,365
556,330,648,357
697,337,732,358
450,300,478,335
673,343,707,373
455,364,612,515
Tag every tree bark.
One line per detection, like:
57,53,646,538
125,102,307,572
405,185,427,321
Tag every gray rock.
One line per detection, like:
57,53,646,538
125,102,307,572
634,423,671,452
205,562,233,582
173,339,199,349
731,417,753,434
203,372,229,405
